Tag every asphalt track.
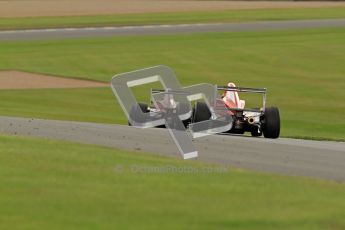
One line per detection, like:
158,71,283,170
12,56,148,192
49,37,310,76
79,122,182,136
0,116,344,182
1,19,345,41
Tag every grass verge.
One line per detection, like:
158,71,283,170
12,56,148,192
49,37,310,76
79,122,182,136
0,134,345,229
1,7,345,30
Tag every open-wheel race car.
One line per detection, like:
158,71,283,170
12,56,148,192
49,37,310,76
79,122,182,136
128,82,280,139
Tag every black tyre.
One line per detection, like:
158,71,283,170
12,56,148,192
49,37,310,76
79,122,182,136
193,102,211,122
262,107,280,138
128,102,149,126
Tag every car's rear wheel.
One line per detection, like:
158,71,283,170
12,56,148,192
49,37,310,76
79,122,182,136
262,107,280,138
138,102,149,113
193,102,211,122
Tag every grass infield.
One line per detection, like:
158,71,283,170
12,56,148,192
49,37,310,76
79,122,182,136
0,27,344,140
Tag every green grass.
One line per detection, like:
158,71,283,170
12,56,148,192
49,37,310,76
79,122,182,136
1,27,344,140
0,87,121,124
1,7,345,30
0,134,345,229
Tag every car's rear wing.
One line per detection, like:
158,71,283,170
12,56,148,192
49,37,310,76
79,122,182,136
217,86,267,113
150,86,267,113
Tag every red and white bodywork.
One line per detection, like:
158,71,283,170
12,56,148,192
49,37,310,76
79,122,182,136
221,82,261,125
222,82,245,110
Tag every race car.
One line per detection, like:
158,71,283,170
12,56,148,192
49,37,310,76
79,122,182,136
128,82,280,138
193,82,280,138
